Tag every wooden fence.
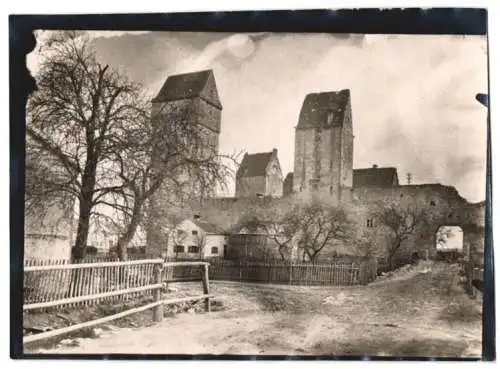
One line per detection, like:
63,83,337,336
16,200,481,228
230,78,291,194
23,259,212,344
463,261,484,299
170,258,378,286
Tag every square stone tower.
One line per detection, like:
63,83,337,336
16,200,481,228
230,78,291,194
147,69,222,255
292,89,354,203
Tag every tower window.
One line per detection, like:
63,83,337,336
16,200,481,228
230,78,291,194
366,219,375,228
327,111,334,125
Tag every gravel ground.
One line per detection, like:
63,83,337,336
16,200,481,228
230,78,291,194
28,261,482,358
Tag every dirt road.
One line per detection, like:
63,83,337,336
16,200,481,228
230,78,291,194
33,262,482,357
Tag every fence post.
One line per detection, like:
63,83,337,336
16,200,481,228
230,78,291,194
464,261,473,295
153,264,163,322
201,263,211,312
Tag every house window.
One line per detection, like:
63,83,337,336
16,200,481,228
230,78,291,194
174,245,184,253
366,219,375,228
211,247,219,254
192,230,198,236
188,246,200,253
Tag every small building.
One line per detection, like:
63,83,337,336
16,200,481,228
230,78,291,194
167,218,228,259
353,165,399,188
235,149,283,198
228,218,297,260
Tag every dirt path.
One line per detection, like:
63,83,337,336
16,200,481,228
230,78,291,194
33,262,482,357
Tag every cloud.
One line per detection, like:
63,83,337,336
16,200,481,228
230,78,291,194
30,31,487,202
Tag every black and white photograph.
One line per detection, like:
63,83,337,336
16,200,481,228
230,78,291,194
12,9,491,360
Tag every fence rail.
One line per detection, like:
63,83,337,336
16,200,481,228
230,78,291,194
23,259,212,344
24,259,161,308
168,258,378,286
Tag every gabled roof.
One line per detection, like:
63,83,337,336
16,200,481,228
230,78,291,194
152,69,222,109
237,149,278,178
192,219,225,234
353,167,399,188
297,89,351,129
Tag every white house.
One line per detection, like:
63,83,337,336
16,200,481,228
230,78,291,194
167,218,228,259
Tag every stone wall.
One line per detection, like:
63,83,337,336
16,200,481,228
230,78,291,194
24,201,74,261
235,176,266,198
265,155,283,197
185,183,484,264
341,99,354,189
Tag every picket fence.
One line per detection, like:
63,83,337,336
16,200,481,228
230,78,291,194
23,259,159,309
170,258,378,286
24,256,378,309
23,259,212,344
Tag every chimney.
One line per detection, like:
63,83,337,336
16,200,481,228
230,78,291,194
372,164,378,169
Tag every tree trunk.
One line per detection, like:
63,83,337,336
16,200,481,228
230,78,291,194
72,195,93,261
72,146,98,261
116,200,144,261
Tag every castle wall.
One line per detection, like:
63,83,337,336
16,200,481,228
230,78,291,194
188,184,483,263
235,176,267,198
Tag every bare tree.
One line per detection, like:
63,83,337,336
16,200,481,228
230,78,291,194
26,31,237,261
372,202,426,269
26,31,149,260
266,211,301,261
279,203,353,262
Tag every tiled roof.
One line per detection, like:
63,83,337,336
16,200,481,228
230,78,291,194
152,69,222,109
237,150,277,178
297,89,350,129
192,220,225,234
353,167,399,188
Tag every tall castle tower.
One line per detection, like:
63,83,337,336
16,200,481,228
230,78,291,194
292,89,354,203
151,69,222,157
147,70,222,255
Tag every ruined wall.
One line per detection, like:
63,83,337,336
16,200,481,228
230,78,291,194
189,183,482,263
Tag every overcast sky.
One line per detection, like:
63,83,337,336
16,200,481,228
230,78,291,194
28,31,488,203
